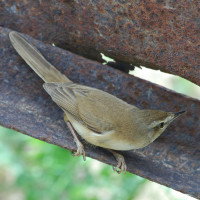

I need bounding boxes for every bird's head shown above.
[135,109,185,146]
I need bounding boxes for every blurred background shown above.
[0,66,199,200]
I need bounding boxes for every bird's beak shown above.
[173,111,186,119]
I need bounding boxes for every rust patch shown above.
[0,0,199,85]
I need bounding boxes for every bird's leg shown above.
[64,114,86,161]
[108,149,127,174]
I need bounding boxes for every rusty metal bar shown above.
[0,0,199,85]
[0,27,200,198]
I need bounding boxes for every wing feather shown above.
[43,82,134,133]
[43,82,79,118]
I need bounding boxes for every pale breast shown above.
[68,117,137,151]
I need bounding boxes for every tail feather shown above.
[9,31,71,83]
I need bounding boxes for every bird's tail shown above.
[9,31,71,83]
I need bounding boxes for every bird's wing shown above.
[43,82,80,120]
[43,82,126,133]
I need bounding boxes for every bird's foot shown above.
[113,154,127,174]
[66,120,86,161]
[71,139,86,161]
[109,150,127,174]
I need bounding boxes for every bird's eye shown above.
[159,122,164,129]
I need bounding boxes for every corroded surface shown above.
[0,0,199,85]
[0,27,200,198]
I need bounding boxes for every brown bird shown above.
[9,31,185,173]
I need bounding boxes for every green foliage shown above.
[0,126,146,200]
[0,126,194,200]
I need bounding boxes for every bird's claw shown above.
[113,154,127,174]
[71,141,86,161]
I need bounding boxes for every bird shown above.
[9,31,185,174]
